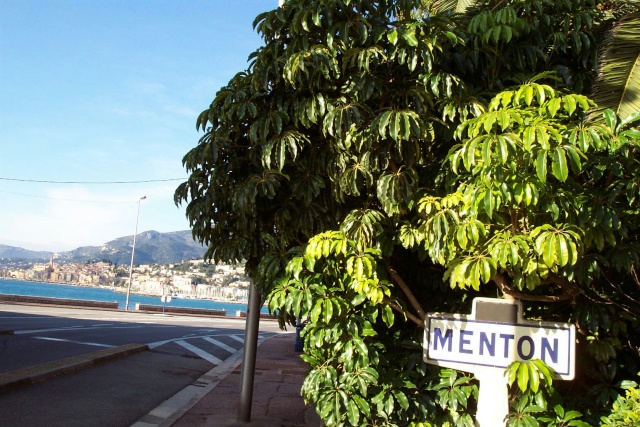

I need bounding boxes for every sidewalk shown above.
[157,333,322,427]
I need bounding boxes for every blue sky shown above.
[0,1,275,252]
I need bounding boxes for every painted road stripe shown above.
[227,334,266,345]
[202,337,237,354]
[33,336,115,348]
[175,340,222,365]
[148,338,176,349]
[15,326,95,335]
[148,333,248,349]
[228,335,246,344]
[15,325,145,335]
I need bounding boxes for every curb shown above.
[0,342,149,393]
[131,336,271,427]
[0,294,119,310]
[0,299,278,320]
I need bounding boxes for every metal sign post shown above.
[237,282,261,423]
[424,298,576,426]
[160,295,171,315]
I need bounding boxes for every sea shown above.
[0,279,269,315]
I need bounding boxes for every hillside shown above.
[0,245,53,260]
[0,230,207,265]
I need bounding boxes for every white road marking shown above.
[33,336,115,348]
[175,340,222,364]
[14,325,145,334]
[110,326,146,329]
[202,337,237,353]
[148,332,243,349]
[147,333,266,363]
[148,338,177,349]
[228,335,246,344]
[15,326,92,335]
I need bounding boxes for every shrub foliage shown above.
[176,0,640,425]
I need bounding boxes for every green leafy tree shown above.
[176,0,640,425]
[600,375,640,426]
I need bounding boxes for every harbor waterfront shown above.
[0,279,268,315]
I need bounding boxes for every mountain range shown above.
[0,230,208,265]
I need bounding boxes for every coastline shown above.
[0,277,250,306]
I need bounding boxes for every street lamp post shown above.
[125,195,146,311]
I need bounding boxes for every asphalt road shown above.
[0,304,284,427]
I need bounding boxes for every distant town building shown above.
[1,259,249,302]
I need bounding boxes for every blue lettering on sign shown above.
[459,330,473,354]
[429,325,569,374]
[426,315,574,378]
[517,336,535,360]
[500,334,515,358]
[433,328,453,351]
[541,338,558,364]
[479,332,495,356]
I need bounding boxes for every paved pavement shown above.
[0,302,322,427]
[0,342,148,393]
[134,333,322,427]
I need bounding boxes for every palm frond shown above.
[431,0,477,14]
[591,12,640,121]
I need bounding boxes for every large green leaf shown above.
[551,148,569,182]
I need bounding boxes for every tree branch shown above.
[386,263,426,320]
[492,272,581,302]
[631,265,640,289]
[385,299,424,328]
[593,272,640,317]
[508,207,520,234]
[542,274,582,298]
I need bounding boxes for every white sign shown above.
[161,295,172,303]
[427,317,574,379]
[423,298,576,427]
